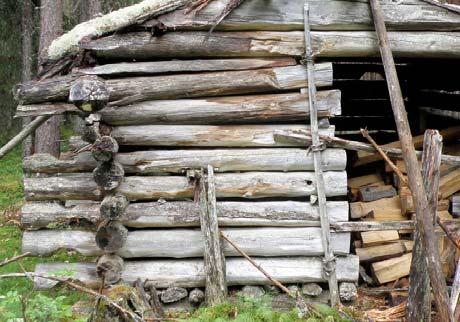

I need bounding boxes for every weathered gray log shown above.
[22,227,351,257]
[24,171,347,201]
[100,193,129,221]
[93,161,125,191]
[96,254,124,285]
[407,130,443,322]
[23,148,347,174]
[81,31,460,61]
[34,256,359,289]
[140,0,460,31]
[69,76,109,112]
[419,107,460,120]
[358,185,397,202]
[95,221,128,252]
[20,200,349,229]
[199,166,227,304]
[16,90,342,120]
[111,125,335,147]
[14,64,333,105]
[82,123,101,144]
[74,57,297,76]
[92,136,119,162]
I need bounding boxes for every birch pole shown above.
[303,3,339,307]
[368,0,451,320]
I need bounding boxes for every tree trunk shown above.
[36,0,63,157]
[80,0,102,22]
[21,0,34,157]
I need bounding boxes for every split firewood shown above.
[371,253,412,284]
[350,196,401,219]
[358,185,397,202]
[360,230,400,247]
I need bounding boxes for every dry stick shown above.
[420,0,460,14]
[303,2,339,308]
[407,130,442,322]
[273,129,460,167]
[0,252,31,267]
[437,219,460,250]
[368,0,452,320]
[451,258,460,320]
[0,115,51,160]
[360,128,408,186]
[0,272,142,322]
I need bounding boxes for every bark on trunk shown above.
[80,0,102,22]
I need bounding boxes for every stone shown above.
[189,288,205,306]
[161,287,188,303]
[301,283,323,297]
[287,285,299,294]
[339,282,358,302]
[240,285,265,298]
[262,285,280,294]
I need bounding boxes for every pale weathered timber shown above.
[111,125,335,147]
[20,200,349,229]
[81,31,460,61]
[355,242,407,263]
[22,228,351,257]
[69,76,109,112]
[199,166,227,304]
[74,57,297,76]
[16,90,342,119]
[95,221,128,252]
[24,172,347,201]
[34,256,359,289]
[139,0,460,31]
[23,148,347,174]
[96,254,124,285]
[369,0,451,319]
[360,230,400,247]
[14,64,333,105]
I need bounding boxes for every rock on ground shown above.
[240,285,265,298]
[161,287,188,303]
[301,283,323,297]
[189,288,205,305]
[339,282,358,302]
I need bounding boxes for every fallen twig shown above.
[360,128,408,186]
[0,252,32,268]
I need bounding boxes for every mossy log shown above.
[93,162,125,191]
[24,171,347,201]
[21,200,349,229]
[23,227,351,257]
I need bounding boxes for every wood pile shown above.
[349,128,460,285]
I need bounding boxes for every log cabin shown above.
[12,0,460,309]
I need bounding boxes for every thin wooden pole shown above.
[451,258,460,319]
[407,130,443,321]
[199,166,227,306]
[0,115,51,160]
[303,2,339,307]
[368,0,451,320]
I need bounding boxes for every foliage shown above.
[184,295,352,322]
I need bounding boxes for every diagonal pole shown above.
[303,2,339,307]
[368,0,451,320]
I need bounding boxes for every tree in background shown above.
[81,0,102,22]
[35,0,63,157]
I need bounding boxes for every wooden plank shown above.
[16,90,342,119]
[371,253,412,284]
[22,228,352,257]
[33,256,360,290]
[360,230,400,247]
[199,166,227,304]
[24,148,347,174]
[20,201,349,229]
[74,57,297,76]
[14,64,333,105]
[111,125,335,147]
[24,171,348,201]
[81,31,460,61]
[138,0,460,31]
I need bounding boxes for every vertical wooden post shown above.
[199,165,227,306]
[451,259,460,320]
[368,1,451,320]
[407,130,443,321]
[303,3,339,307]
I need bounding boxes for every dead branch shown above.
[0,252,32,268]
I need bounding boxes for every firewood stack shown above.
[349,127,460,285]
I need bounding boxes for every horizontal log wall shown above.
[21,200,349,229]
[22,228,351,257]
[24,171,347,201]
[24,148,347,174]
[140,0,460,31]
[110,125,335,147]
[34,256,359,289]
[82,31,460,61]
[15,64,333,105]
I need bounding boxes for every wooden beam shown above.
[24,148,347,174]
[33,256,360,290]
[369,0,451,319]
[24,171,348,201]
[22,228,352,257]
